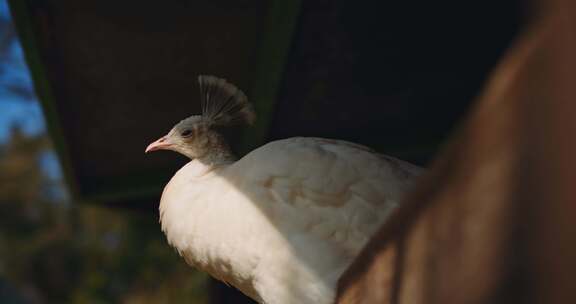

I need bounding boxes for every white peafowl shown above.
[145,75,422,304]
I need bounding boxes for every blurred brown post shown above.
[336,1,576,303]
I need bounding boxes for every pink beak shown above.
[145,136,172,153]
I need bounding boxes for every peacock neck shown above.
[196,148,237,167]
[195,132,238,167]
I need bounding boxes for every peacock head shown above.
[145,75,255,161]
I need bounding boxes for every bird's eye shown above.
[181,129,193,137]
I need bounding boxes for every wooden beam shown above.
[8,0,80,198]
[238,0,302,153]
[9,0,301,207]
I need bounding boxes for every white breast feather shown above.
[159,137,422,304]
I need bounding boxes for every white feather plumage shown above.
[159,137,421,303]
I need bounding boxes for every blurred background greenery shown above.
[0,0,208,302]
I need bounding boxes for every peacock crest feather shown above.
[198,75,256,127]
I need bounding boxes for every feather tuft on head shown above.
[198,75,256,127]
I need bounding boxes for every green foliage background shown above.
[0,129,208,303]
